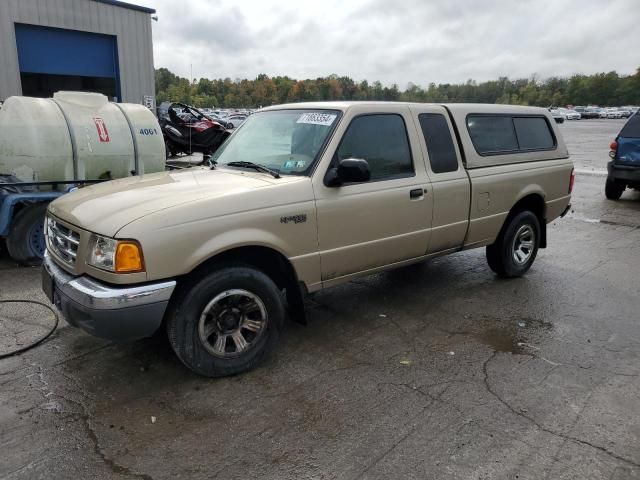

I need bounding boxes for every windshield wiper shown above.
[226,161,280,178]
[204,155,217,169]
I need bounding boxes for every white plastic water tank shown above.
[0,92,165,186]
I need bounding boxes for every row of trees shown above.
[155,67,640,109]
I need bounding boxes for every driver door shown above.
[312,105,433,285]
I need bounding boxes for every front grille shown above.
[46,216,80,266]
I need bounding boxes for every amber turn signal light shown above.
[115,241,145,273]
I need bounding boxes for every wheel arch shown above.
[501,193,547,248]
[186,245,307,324]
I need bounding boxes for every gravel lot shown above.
[1,119,639,480]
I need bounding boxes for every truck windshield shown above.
[212,109,341,176]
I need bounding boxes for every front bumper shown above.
[42,252,176,341]
[608,161,640,182]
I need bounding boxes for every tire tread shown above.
[166,265,284,377]
[485,210,540,278]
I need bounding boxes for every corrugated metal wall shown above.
[0,0,155,105]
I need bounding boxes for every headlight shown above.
[87,235,145,273]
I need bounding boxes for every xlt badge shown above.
[280,214,307,224]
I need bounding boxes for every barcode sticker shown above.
[297,113,337,126]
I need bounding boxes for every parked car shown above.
[597,108,608,119]
[226,114,247,128]
[606,111,640,199]
[582,107,601,119]
[549,108,565,123]
[42,102,573,377]
[606,108,623,119]
[562,108,581,120]
[617,107,632,118]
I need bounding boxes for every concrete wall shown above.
[0,0,155,105]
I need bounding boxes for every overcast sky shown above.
[134,0,638,87]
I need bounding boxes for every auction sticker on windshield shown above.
[297,112,337,126]
[284,160,307,169]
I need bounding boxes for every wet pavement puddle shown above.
[469,317,553,355]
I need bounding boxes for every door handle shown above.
[410,188,425,199]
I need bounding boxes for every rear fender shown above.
[0,193,61,236]
[503,191,547,248]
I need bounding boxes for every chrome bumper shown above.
[42,252,176,341]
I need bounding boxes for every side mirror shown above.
[325,158,371,187]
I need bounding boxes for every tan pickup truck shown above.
[42,102,574,376]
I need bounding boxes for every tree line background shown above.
[156,67,640,109]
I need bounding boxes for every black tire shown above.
[166,266,285,377]
[486,244,501,274]
[605,175,625,200]
[486,210,540,278]
[6,203,47,266]
[165,139,179,159]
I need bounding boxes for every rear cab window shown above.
[513,117,555,150]
[467,115,556,155]
[418,113,459,173]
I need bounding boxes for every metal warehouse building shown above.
[0,0,156,106]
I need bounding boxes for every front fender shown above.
[186,228,293,274]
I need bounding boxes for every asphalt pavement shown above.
[560,118,625,174]
[1,118,639,480]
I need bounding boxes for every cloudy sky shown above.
[134,0,638,87]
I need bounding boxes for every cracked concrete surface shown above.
[1,120,639,479]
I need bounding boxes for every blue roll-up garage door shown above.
[15,24,120,100]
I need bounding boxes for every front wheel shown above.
[166,266,285,377]
[605,175,625,200]
[486,211,540,278]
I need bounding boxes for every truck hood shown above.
[48,168,282,236]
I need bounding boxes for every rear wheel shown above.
[605,175,625,200]
[166,266,285,377]
[6,203,47,266]
[486,210,540,278]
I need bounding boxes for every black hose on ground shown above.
[0,300,59,359]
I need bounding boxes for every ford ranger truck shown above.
[42,102,574,377]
